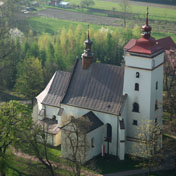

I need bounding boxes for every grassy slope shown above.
[66,0,176,21]
[29,16,176,42]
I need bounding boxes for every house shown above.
[36,12,175,161]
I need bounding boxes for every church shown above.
[36,11,176,161]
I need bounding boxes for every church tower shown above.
[123,8,164,154]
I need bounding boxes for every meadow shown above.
[66,0,176,22]
[29,16,176,42]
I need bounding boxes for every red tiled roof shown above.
[125,37,163,55]
[124,36,176,55]
[157,36,176,51]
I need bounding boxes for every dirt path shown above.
[38,8,123,27]
[13,149,102,176]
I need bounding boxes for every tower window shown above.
[91,137,94,148]
[132,103,139,113]
[136,72,140,78]
[156,81,158,90]
[133,120,138,126]
[155,100,158,110]
[135,83,139,91]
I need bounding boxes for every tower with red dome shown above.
[123,8,164,155]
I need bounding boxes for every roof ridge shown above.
[60,59,79,103]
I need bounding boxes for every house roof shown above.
[41,71,71,107]
[124,36,176,55]
[36,118,60,134]
[61,59,125,115]
[157,36,176,50]
[124,37,163,56]
[71,111,104,133]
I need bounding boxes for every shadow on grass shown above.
[0,90,22,102]
[85,154,140,174]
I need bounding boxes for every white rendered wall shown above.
[61,104,119,156]
[123,52,164,141]
[86,125,106,161]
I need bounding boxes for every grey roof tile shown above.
[42,71,71,107]
[62,59,125,115]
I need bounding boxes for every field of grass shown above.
[29,16,176,42]
[28,16,105,35]
[66,0,176,22]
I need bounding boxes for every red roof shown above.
[124,36,176,55]
[157,36,176,51]
[125,37,163,55]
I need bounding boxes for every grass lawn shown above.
[66,0,176,22]
[28,16,105,35]
[29,16,176,42]
[85,154,140,174]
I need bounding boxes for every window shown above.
[136,72,140,78]
[133,120,138,126]
[135,83,139,91]
[156,81,158,90]
[155,118,158,123]
[132,103,139,112]
[91,138,94,148]
[52,115,56,120]
[155,100,158,110]
[107,124,112,143]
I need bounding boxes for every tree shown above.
[119,0,130,27]
[0,100,31,176]
[15,57,44,106]
[61,116,90,176]
[16,122,56,176]
[80,0,95,8]
[163,49,176,120]
[132,120,163,176]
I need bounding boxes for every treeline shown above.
[0,24,140,101]
[131,0,176,5]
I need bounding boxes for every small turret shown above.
[82,25,94,69]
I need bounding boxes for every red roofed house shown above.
[36,10,175,161]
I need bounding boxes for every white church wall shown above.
[86,125,106,161]
[45,105,62,126]
[61,104,119,157]
[125,52,164,70]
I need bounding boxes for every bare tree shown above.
[61,116,90,176]
[164,49,176,120]
[16,122,56,176]
[132,120,163,176]
[119,0,130,27]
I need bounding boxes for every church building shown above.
[36,11,176,161]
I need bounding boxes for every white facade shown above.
[123,52,164,154]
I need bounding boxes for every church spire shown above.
[82,25,94,69]
[142,7,152,39]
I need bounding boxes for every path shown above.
[37,8,123,27]
[13,149,175,176]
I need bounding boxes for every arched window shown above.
[135,83,139,91]
[156,81,158,90]
[91,138,94,148]
[107,124,112,143]
[136,72,140,78]
[155,100,158,110]
[132,103,139,112]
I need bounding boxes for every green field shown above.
[66,0,176,22]
[29,16,176,42]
